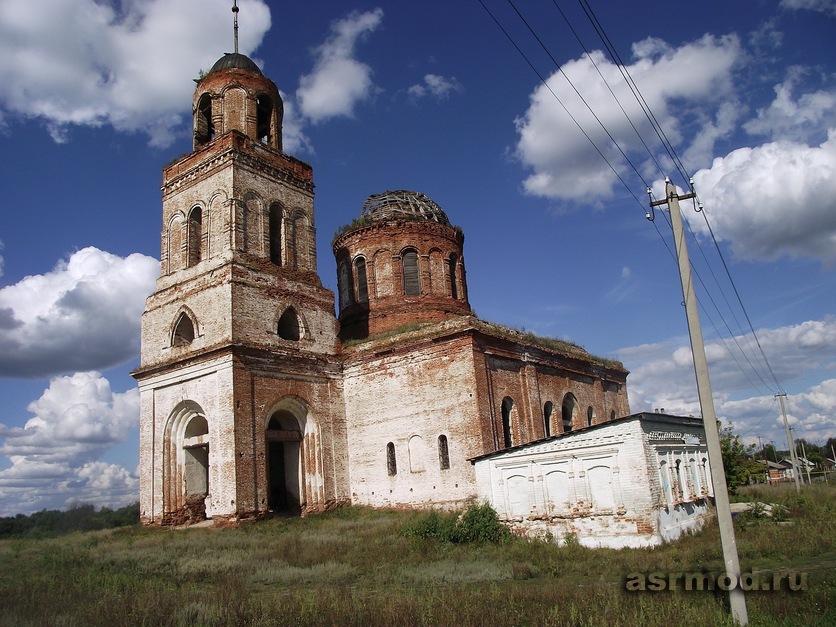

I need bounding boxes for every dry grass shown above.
[0,484,833,626]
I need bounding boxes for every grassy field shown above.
[0,483,833,626]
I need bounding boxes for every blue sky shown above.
[0,0,834,515]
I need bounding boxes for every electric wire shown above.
[477,0,648,211]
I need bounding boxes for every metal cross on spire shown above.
[232,1,239,54]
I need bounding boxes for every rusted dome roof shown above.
[360,190,450,226]
[208,52,262,75]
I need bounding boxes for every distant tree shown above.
[719,424,760,495]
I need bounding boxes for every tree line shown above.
[0,502,139,539]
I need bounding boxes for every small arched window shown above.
[386,442,397,476]
[438,435,450,470]
[402,249,420,295]
[448,253,459,300]
[562,393,577,433]
[187,207,202,267]
[587,406,596,427]
[610,410,616,421]
[269,203,283,266]
[354,257,369,303]
[501,397,514,448]
[277,308,301,341]
[256,94,273,144]
[543,401,554,438]
[173,312,195,346]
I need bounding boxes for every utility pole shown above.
[650,179,747,625]
[777,393,801,493]
[800,440,812,484]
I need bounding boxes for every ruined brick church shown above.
[132,46,634,526]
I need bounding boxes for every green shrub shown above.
[402,503,510,545]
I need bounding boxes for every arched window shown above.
[448,253,459,299]
[587,406,596,427]
[543,401,554,437]
[610,410,616,421]
[187,207,202,267]
[501,397,514,448]
[562,393,577,433]
[338,260,353,310]
[387,442,397,476]
[269,204,283,266]
[289,211,306,270]
[195,93,213,146]
[173,312,195,346]
[408,435,425,472]
[354,257,369,303]
[438,435,450,470]
[256,95,273,144]
[402,249,420,295]
[277,308,301,341]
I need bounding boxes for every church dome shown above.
[360,190,450,226]
[208,52,263,75]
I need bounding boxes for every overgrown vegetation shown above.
[402,502,511,544]
[0,486,833,626]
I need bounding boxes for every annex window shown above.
[386,442,397,476]
[277,307,301,341]
[438,435,450,470]
[402,249,420,295]
[187,207,202,267]
[173,312,195,346]
[543,401,554,438]
[501,397,514,448]
[354,257,369,303]
[269,203,283,266]
[448,253,458,300]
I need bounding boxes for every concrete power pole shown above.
[650,179,747,625]
[777,393,801,493]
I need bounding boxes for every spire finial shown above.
[232,1,239,54]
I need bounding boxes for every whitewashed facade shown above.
[471,413,715,548]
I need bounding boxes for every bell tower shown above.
[134,6,349,525]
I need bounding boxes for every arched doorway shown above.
[183,415,209,498]
[266,409,302,513]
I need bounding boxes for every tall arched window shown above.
[354,257,369,303]
[187,207,202,267]
[256,95,273,144]
[386,442,397,476]
[269,204,283,266]
[562,393,578,433]
[338,260,353,310]
[543,401,554,437]
[195,93,213,146]
[402,249,420,295]
[438,435,450,470]
[173,312,195,346]
[289,211,306,270]
[448,253,459,300]
[501,397,514,448]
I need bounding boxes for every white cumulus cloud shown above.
[780,0,836,16]
[0,247,158,378]
[689,129,836,261]
[0,372,139,515]
[0,0,271,146]
[296,9,383,123]
[514,34,743,202]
